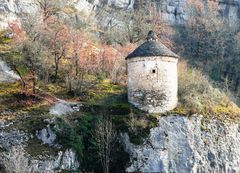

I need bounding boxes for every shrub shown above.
[55,118,84,161]
[177,61,240,118]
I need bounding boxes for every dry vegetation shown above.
[1,0,240,122]
[175,61,240,120]
[176,0,240,100]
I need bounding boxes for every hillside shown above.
[1,0,240,27]
[0,0,240,173]
[1,0,240,98]
[1,62,240,172]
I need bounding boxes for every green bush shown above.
[109,103,131,115]
[55,119,84,161]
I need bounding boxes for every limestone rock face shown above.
[155,0,187,25]
[0,0,96,29]
[59,149,80,171]
[71,0,96,15]
[0,118,79,172]
[36,125,57,145]
[0,130,28,150]
[122,115,240,173]
[31,149,79,173]
[0,0,38,28]
[0,130,79,173]
[0,60,20,83]
[1,0,240,28]
[106,0,134,8]
[49,100,81,116]
[155,0,240,26]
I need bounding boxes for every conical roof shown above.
[126,31,179,59]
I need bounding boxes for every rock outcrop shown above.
[0,0,95,29]
[36,125,57,145]
[1,0,240,28]
[1,1,240,172]
[31,149,79,173]
[0,118,80,172]
[49,100,81,116]
[104,0,135,9]
[122,115,240,173]
[0,130,28,150]
[1,145,79,173]
[97,0,240,27]
[0,60,20,83]
[154,0,240,26]
[0,0,38,28]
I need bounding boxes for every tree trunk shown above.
[67,74,72,92]
[30,70,37,94]
[54,58,59,80]
[32,77,36,94]
[13,65,26,89]
[78,73,84,93]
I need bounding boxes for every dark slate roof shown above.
[126,40,179,59]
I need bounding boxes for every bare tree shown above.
[37,0,62,21]
[96,1,173,46]
[0,146,34,173]
[94,113,116,173]
[175,0,240,97]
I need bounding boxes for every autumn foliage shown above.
[8,22,26,42]
[7,11,135,95]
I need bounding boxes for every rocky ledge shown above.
[122,115,240,173]
[0,112,80,173]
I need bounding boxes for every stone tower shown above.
[126,31,179,113]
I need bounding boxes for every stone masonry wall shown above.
[127,56,178,113]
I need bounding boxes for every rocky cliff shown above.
[0,62,240,172]
[0,0,96,28]
[1,99,240,172]
[122,115,240,173]
[1,0,240,28]
[0,0,37,28]
[158,0,240,26]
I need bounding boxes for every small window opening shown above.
[152,69,156,74]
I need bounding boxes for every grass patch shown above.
[83,79,127,105]
[0,80,56,115]
[111,106,158,145]
[0,82,22,97]
[38,82,73,100]
[0,30,11,52]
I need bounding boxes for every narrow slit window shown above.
[152,69,156,74]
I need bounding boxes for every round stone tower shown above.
[126,31,179,113]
